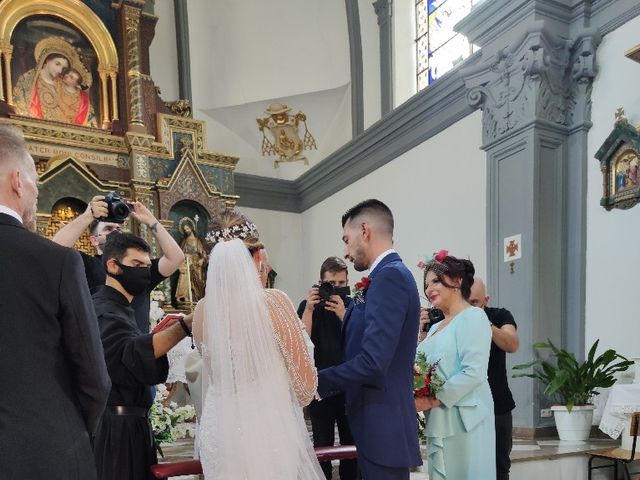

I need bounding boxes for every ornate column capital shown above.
[372,0,392,26]
[461,26,599,146]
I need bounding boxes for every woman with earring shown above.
[416,251,495,479]
[191,207,324,479]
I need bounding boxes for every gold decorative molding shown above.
[164,99,192,118]
[156,113,240,170]
[0,117,127,153]
[124,131,155,151]
[0,0,118,70]
[123,4,144,127]
[625,44,640,64]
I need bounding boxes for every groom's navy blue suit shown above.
[317,252,422,478]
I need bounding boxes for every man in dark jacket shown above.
[93,232,193,480]
[298,256,357,480]
[0,125,110,479]
[470,276,520,480]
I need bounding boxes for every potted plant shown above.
[513,339,633,441]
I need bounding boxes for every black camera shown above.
[423,307,445,332]
[314,282,351,308]
[102,192,131,224]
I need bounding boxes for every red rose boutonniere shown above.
[352,276,371,304]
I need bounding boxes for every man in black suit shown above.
[0,125,111,479]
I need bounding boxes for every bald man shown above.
[0,125,110,479]
[469,276,519,480]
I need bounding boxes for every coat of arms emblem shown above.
[256,103,317,167]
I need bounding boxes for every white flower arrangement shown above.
[150,384,196,447]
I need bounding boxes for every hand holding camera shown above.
[323,294,347,320]
[304,286,321,312]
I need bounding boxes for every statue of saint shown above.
[175,217,208,305]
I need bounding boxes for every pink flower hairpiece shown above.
[417,249,449,270]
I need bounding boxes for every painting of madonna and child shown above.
[11,17,101,128]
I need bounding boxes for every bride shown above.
[192,208,325,479]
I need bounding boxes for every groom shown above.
[317,199,422,479]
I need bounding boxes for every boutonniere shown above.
[352,276,371,304]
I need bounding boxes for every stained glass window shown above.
[415,0,479,90]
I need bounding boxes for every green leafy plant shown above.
[512,339,633,411]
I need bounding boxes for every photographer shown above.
[53,194,184,333]
[297,256,357,480]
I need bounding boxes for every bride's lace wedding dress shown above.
[193,239,325,479]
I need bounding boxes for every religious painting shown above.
[595,109,640,210]
[10,16,100,127]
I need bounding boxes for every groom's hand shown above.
[324,295,346,320]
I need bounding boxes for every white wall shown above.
[585,15,640,360]
[195,85,352,180]
[148,0,179,101]
[189,0,350,109]
[300,111,486,300]
[239,207,305,306]
[393,0,417,107]
[186,0,352,179]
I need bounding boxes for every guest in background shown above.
[416,251,495,480]
[298,256,358,480]
[0,125,110,479]
[92,232,193,480]
[52,195,184,332]
[469,276,519,480]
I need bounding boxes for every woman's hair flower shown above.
[417,249,449,270]
[434,249,448,262]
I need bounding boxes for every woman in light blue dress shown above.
[416,252,495,479]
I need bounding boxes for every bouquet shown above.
[149,384,196,452]
[413,351,444,398]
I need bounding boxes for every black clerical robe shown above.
[92,286,169,480]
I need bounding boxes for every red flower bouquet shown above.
[413,352,444,398]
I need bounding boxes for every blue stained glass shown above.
[428,0,446,14]
[415,0,477,90]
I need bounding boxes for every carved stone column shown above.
[459,1,599,432]
[372,0,393,116]
[122,2,146,130]
[124,131,157,251]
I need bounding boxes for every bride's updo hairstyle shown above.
[205,206,263,255]
[424,253,475,301]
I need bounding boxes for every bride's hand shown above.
[415,395,441,412]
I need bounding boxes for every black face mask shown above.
[109,260,151,296]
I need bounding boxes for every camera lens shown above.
[317,282,334,301]
[113,203,129,218]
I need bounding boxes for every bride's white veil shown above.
[198,237,324,479]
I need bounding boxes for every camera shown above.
[423,307,445,332]
[102,192,131,224]
[314,282,351,308]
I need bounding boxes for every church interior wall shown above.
[239,206,305,304]
[392,0,418,108]
[299,111,486,303]
[585,14,640,361]
[148,0,179,102]
[180,0,353,180]
[359,0,382,129]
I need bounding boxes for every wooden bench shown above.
[150,445,358,479]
